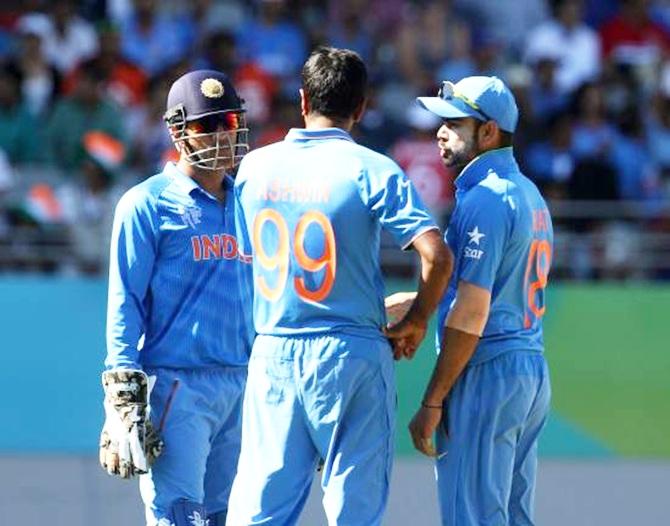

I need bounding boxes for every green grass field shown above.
[388,280,670,458]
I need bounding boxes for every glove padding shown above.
[99,369,164,478]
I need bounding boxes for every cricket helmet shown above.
[163,69,249,171]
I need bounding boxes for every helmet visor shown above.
[188,111,245,134]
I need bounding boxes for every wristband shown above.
[421,401,443,409]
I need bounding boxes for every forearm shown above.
[106,268,149,369]
[106,253,148,369]
[422,281,490,405]
[405,232,453,322]
[105,311,143,370]
[422,326,479,406]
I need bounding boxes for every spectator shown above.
[397,1,470,90]
[525,113,576,200]
[328,0,408,40]
[235,0,307,93]
[252,92,302,148]
[125,73,172,174]
[46,61,125,172]
[328,7,373,64]
[63,23,148,109]
[434,12,476,83]
[525,0,601,94]
[582,0,620,28]
[193,29,237,72]
[179,0,247,57]
[5,25,61,117]
[196,30,280,127]
[0,0,667,280]
[328,0,407,39]
[527,51,571,126]
[570,82,618,163]
[235,61,278,126]
[455,0,548,54]
[599,0,670,92]
[469,30,507,79]
[16,0,99,75]
[355,84,405,153]
[0,67,43,164]
[58,131,126,274]
[646,61,670,183]
[612,106,661,201]
[564,82,619,281]
[118,0,193,77]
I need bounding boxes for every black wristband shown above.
[421,401,443,409]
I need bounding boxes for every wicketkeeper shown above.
[100,69,254,526]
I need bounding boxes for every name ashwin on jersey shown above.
[256,180,330,204]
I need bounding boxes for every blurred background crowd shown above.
[0,0,669,279]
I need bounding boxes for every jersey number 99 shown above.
[253,208,337,303]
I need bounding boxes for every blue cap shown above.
[416,76,519,133]
[165,69,243,121]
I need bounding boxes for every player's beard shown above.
[440,123,482,172]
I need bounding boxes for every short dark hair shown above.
[301,46,367,120]
[473,120,514,148]
[499,130,514,147]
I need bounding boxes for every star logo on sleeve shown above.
[466,226,485,245]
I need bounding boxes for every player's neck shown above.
[304,113,355,132]
[177,159,226,201]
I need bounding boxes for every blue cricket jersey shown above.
[106,162,254,370]
[437,147,553,364]
[235,128,437,337]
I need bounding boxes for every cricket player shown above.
[392,76,553,525]
[226,47,452,526]
[100,69,254,526]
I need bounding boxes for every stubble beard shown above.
[442,132,479,173]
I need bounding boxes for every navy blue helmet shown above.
[164,70,249,171]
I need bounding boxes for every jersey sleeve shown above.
[451,187,513,292]
[105,188,159,370]
[362,160,438,249]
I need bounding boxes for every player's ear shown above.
[299,88,309,117]
[478,120,499,149]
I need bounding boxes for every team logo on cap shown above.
[200,78,225,98]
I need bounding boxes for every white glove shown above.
[99,369,163,478]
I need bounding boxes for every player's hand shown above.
[384,316,427,360]
[384,291,417,323]
[408,405,443,457]
[99,369,164,479]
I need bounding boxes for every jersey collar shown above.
[285,127,354,143]
[164,162,232,197]
[455,147,518,191]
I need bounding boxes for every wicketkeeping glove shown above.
[99,369,164,478]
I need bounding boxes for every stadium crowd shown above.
[0,0,669,279]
